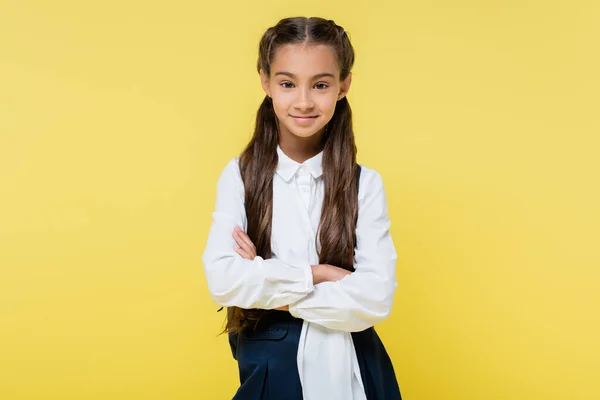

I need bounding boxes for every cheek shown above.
[270,93,293,114]
[318,96,338,117]
[271,99,288,119]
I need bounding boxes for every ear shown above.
[337,72,352,101]
[259,69,271,98]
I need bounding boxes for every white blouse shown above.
[202,145,398,400]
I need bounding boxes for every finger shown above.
[233,230,255,255]
[234,227,256,249]
[234,245,253,260]
[237,231,255,250]
[232,230,245,248]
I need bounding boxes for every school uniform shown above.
[202,146,401,399]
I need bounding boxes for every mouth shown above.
[290,115,318,125]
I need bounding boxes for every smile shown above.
[291,115,318,125]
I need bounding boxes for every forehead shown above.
[271,43,339,78]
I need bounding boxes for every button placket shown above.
[296,166,311,211]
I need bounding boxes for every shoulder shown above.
[216,157,244,193]
[356,164,391,220]
[357,163,385,202]
[222,157,241,176]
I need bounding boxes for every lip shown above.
[291,115,318,125]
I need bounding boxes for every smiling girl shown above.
[202,16,402,400]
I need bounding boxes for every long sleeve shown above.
[202,158,314,310]
[288,169,398,332]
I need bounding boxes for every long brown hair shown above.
[226,16,358,333]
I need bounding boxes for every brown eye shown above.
[280,82,294,88]
[315,82,329,89]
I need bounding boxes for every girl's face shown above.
[260,43,351,144]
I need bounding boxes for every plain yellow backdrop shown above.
[1,1,598,399]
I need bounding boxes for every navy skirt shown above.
[228,311,402,400]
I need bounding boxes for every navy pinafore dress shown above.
[229,311,402,399]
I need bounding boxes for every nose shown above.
[293,87,314,111]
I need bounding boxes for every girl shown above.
[202,16,401,400]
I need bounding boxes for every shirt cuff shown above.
[288,264,314,316]
[303,263,314,290]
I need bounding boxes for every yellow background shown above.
[1,0,598,399]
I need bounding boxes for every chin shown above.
[291,130,321,139]
[284,124,327,139]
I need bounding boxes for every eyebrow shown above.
[274,71,335,79]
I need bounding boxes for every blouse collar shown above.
[276,145,324,182]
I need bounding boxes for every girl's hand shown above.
[232,226,257,260]
[325,264,353,281]
[312,264,352,284]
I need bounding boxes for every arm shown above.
[230,226,350,311]
[201,159,314,309]
[288,169,398,332]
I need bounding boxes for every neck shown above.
[278,129,325,164]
